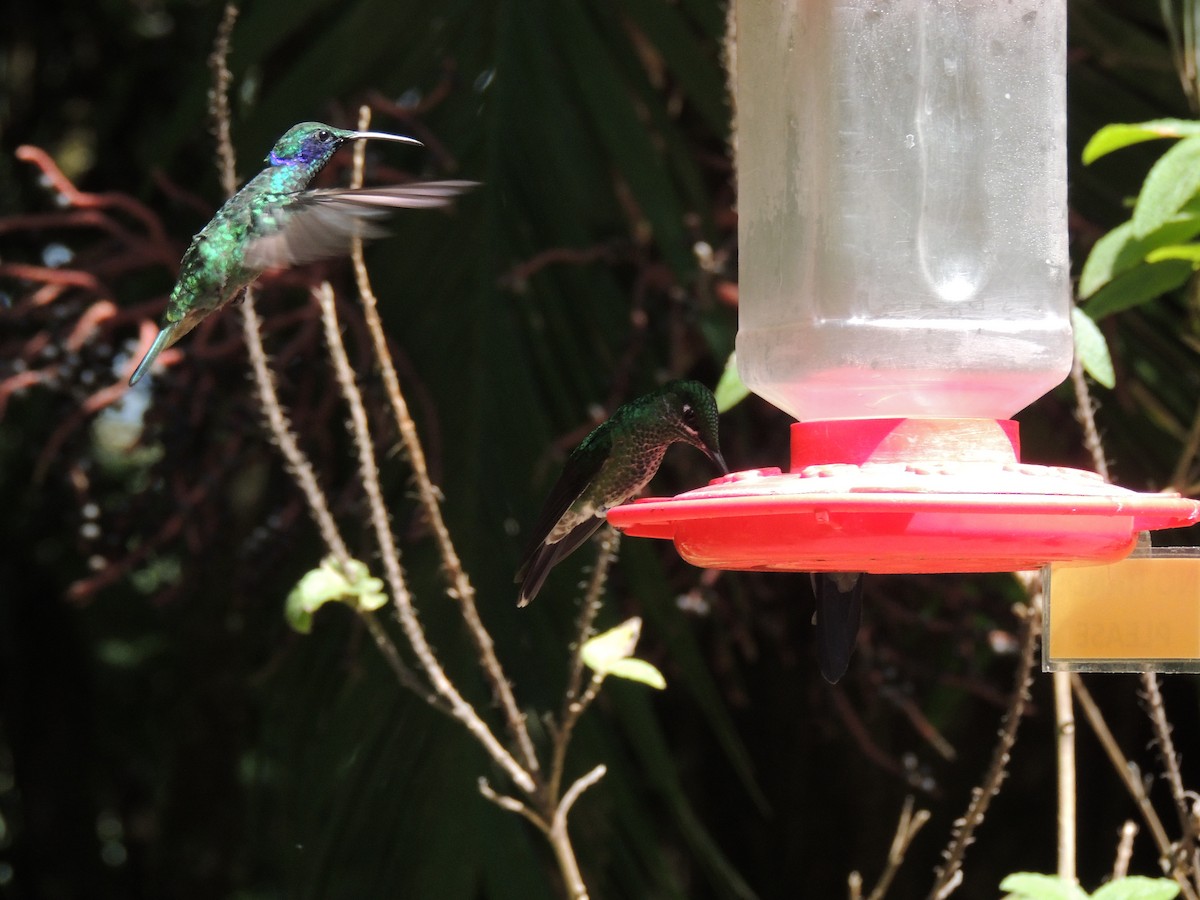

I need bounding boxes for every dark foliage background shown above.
[3,0,1200,897]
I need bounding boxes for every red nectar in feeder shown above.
[607,0,1200,571]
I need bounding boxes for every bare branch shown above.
[1141,672,1200,886]
[928,599,1040,898]
[853,795,931,900]
[1070,353,1110,481]
[207,2,240,197]
[1113,820,1138,881]
[549,530,619,802]
[478,778,547,830]
[1054,670,1077,885]
[1071,674,1199,900]
[357,607,444,710]
[556,764,607,829]
[315,281,534,794]
[346,106,541,777]
[241,290,352,566]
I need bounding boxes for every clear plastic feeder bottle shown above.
[735,0,1072,422]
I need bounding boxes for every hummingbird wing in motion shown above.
[245,180,478,269]
[515,428,614,607]
[811,572,864,684]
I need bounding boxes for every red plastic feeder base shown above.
[606,418,1200,574]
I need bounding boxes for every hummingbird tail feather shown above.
[811,572,864,684]
[516,519,606,607]
[128,324,180,387]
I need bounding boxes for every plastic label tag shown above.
[1044,545,1200,672]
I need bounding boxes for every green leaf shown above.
[285,557,388,633]
[1082,260,1194,320]
[1082,119,1200,164]
[1146,243,1200,264]
[581,617,643,672]
[603,657,667,690]
[1079,214,1200,298]
[999,873,1090,900]
[714,351,751,413]
[580,618,667,689]
[1091,876,1180,900]
[1072,307,1115,389]
[1132,134,1200,237]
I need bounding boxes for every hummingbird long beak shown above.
[708,449,729,475]
[349,130,423,147]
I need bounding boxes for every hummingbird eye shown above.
[316,129,332,142]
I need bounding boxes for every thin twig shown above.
[478,778,547,830]
[1054,670,1077,885]
[549,530,619,802]
[1072,295,1200,891]
[557,764,607,827]
[208,3,240,198]
[1169,399,1200,492]
[358,606,443,708]
[852,796,931,900]
[241,292,352,564]
[549,765,608,900]
[927,600,1040,899]
[204,5,354,569]
[315,281,534,794]
[831,686,907,780]
[1071,674,1199,899]
[880,685,957,761]
[1141,672,1200,883]
[239,292,435,703]
[1113,820,1138,881]
[346,106,541,777]
[1070,354,1110,482]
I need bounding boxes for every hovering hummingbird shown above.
[516,380,728,606]
[812,572,864,683]
[128,121,476,386]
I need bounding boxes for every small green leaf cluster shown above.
[580,617,667,690]
[1077,119,1200,387]
[1000,872,1179,900]
[286,557,387,633]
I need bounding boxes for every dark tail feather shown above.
[811,572,864,684]
[516,519,605,607]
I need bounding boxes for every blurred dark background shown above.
[3,0,1200,897]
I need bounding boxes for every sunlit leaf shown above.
[714,351,751,412]
[1132,134,1200,237]
[1090,876,1180,900]
[603,657,667,690]
[581,617,643,672]
[1082,260,1193,320]
[580,618,666,689]
[1146,243,1200,264]
[285,557,387,633]
[1082,118,1200,164]
[1072,307,1115,389]
[1079,214,1200,298]
[999,872,1090,900]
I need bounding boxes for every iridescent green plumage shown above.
[129,121,476,385]
[516,380,727,606]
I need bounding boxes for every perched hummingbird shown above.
[129,121,476,386]
[516,380,728,606]
[812,572,864,683]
